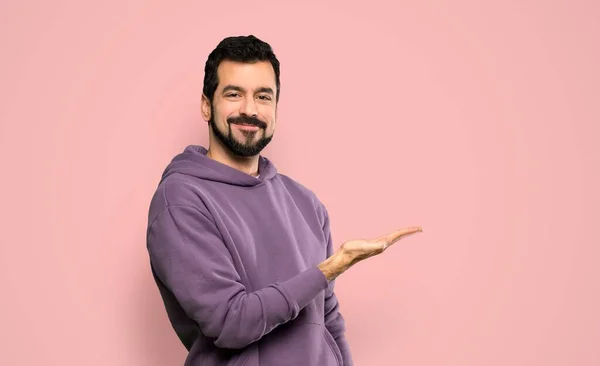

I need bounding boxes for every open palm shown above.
[341,226,422,263]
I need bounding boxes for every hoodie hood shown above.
[160,145,278,187]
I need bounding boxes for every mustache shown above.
[227,115,267,129]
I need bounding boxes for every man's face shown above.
[204,60,277,157]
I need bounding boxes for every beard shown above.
[209,108,273,157]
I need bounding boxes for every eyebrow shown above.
[222,85,274,95]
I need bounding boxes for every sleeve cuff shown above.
[276,266,329,318]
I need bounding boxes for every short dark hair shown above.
[203,35,281,104]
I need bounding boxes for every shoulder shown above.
[147,173,210,226]
[275,173,329,224]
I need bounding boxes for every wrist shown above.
[318,250,352,281]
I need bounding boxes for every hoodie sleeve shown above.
[147,204,329,350]
[322,207,354,365]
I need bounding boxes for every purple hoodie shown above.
[146,145,353,366]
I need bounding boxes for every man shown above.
[146,35,422,366]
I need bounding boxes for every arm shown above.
[147,204,329,349]
[321,207,354,365]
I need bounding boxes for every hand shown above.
[318,226,423,281]
[341,226,423,265]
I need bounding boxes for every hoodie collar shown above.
[160,145,278,187]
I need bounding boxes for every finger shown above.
[383,226,422,245]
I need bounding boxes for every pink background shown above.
[1,1,599,365]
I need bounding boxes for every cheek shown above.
[264,108,276,130]
[267,116,277,133]
[215,103,237,122]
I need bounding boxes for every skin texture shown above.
[201,59,423,281]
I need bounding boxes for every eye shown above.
[258,95,272,101]
[226,93,240,98]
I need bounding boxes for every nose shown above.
[240,97,258,118]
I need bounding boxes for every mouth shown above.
[231,123,260,132]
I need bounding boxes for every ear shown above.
[201,94,211,122]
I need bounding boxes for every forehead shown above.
[216,60,276,90]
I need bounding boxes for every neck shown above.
[206,135,260,177]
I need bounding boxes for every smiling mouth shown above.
[232,123,260,131]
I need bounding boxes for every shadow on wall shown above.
[133,248,187,366]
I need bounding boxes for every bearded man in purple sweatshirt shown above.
[146,35,422,366]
